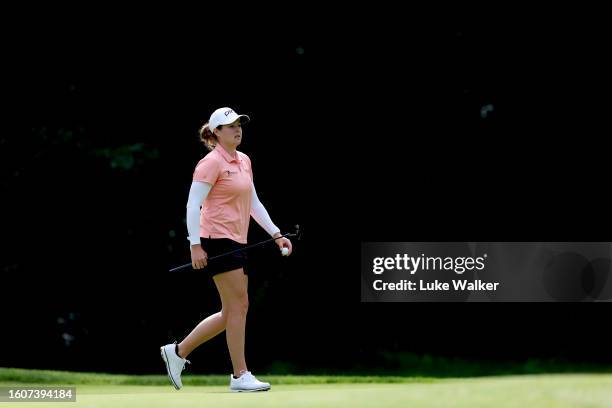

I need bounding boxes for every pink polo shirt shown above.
[192,144,253,244]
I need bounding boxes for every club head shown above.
[294,224,303,241]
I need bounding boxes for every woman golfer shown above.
[161,107,292,392]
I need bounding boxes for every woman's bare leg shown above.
[177,311,227,358]
[214,268,249,377]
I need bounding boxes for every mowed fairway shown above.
[2,374,612,408]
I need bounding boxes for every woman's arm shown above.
[250,182,293,256]
[250,182,281,237]
[186,181,212,245]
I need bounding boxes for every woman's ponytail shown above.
[198,122,217,151]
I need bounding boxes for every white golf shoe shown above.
[229,371,271,392]
[160,343,190,390]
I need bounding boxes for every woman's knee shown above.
[225,295,249,317]
[215,268,249,317]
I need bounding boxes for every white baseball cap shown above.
[209,107,250,130]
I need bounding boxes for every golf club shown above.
[169,224,302,272]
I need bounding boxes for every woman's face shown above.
[215,119,243,147]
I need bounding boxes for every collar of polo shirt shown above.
[215,143,242,163]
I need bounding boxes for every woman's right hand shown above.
[190,244,208,269]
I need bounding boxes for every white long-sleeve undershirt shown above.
[186,181,281,246]
[186,182,212,245]
[250,185,281,238]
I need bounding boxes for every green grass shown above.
[326,352,612,377]
[0,367,433,385]
[2,374,612,407]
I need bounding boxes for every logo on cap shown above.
[224,109,234,116]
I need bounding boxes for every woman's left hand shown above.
[275,235,293,256]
